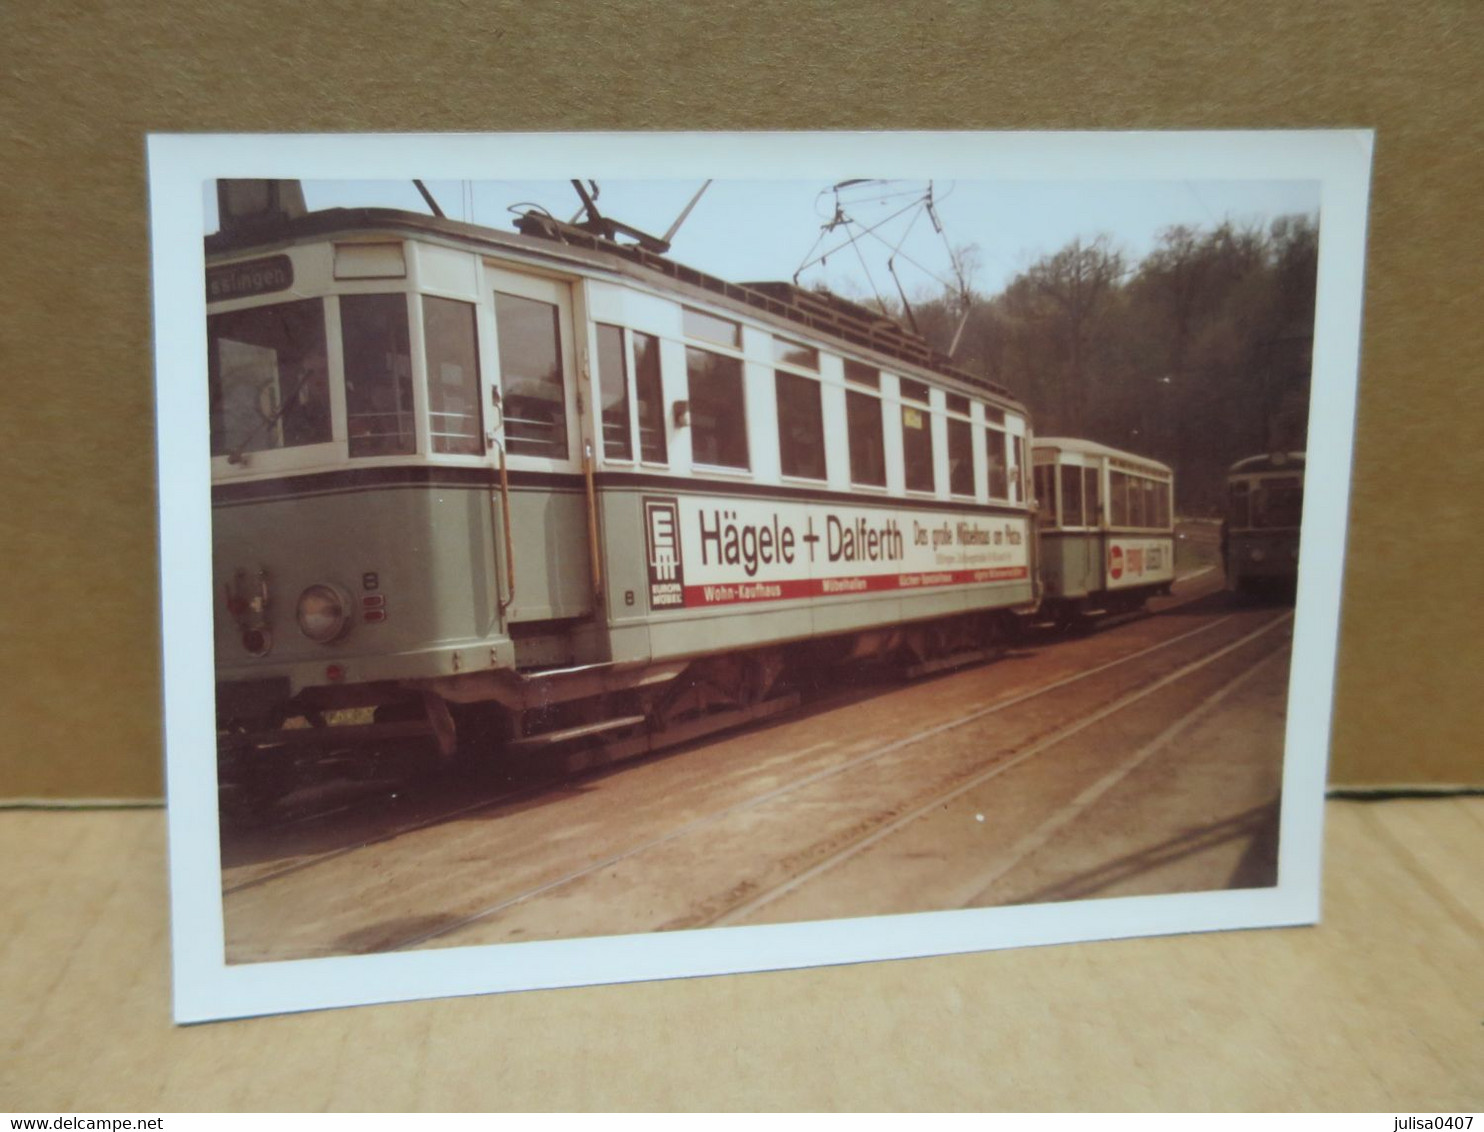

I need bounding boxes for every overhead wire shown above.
[791,223,834,286]
[846,229,889,313]
[794,192,934,279]
[830,184,937,208]
[857,225,959,293]
[792,179,982,328]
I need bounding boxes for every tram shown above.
[207,182,1039,792]
[1031,438,1176,626]
[1223,452,1304,595]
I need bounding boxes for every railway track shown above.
[385,611,1289,950]
[221,571,1224,891]
[222,564,1226,871]
[223,577,1291,962]
[711,625,1288,927]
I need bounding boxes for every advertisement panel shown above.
[1105,536,1176,590]
[644,494,1030,609]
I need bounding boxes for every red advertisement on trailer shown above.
[1106,536,1176,590]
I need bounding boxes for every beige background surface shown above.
[1,2,1481,797]
[3,798,1480,1109]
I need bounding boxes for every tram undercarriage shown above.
[215,607,1026,818]
[1035,581,1173,632]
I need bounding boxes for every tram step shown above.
[507,713,649,751]
[554,694,802,776]
[235,719,435,751]
[901,646,1001,680]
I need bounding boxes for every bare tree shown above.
[1009,236,1125,434]
[855,216,1318,515]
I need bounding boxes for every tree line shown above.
[903,216,1318,515]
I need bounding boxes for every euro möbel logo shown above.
[1109,544,1124,580]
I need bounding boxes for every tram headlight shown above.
[241,628,272,657]
[296,584,351,643]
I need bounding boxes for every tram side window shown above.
[1060,465,1085,526]
[683,307,741,350]
[342,294,415,458]
[774,338,819,372]
[1084,467,1101,527]
[846,389,886,487]
[1143,479,1157,528]
[495,291,567,459]
[948,418,974,496]
[687,347,748,469]
[209,298,330,457]
[595,324,632,461]
[1110,470,1129,526]
[985,426,1009,500]
[775,370,826,480]
[899,378,930,404]
[633,332,667,464]
[423,296,482,456]
[1130,477,1148,527]
[1157,482,1171,528]
[1034,464,1056,526]
[845,359,880,389]
[901,403,935,492]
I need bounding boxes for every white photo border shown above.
[150,131,1373,1023]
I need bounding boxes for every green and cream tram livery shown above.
[1223,452,1304,594]
[208,201,1037,789]
[1030,439,1175,625]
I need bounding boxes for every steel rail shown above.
[713,622,1292,925]
[223,573,1233,901]
[379,606,1289,953]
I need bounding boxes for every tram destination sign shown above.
[206,254,294,302]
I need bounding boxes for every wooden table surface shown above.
[2,798,1479,1112]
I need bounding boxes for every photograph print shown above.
[152,133,1371,1020]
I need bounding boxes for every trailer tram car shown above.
[1031,439,1176,626]
[207,191,1040,797]
[1223,452,1304,595]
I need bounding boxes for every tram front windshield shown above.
[1232,475,1304,529]
[1255,477,1304,528]
[209,298,330,458]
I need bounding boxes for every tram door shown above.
[486,267,594,625]
[1079,464,1103,596]
[1059,464,1098,595]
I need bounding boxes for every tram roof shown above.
[1032,436,1173,475]
[1228,452,1306,474]
[206,206,1022,408]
